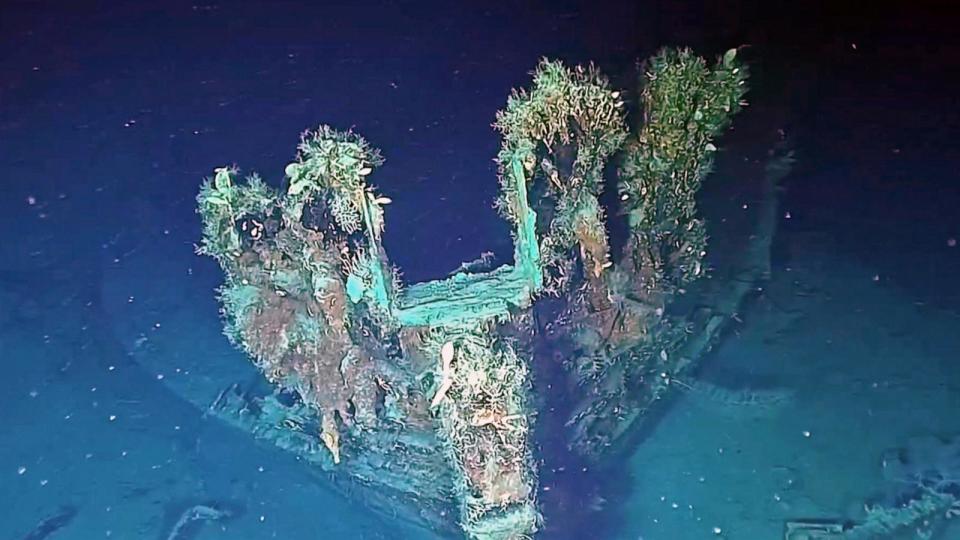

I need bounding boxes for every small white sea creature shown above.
[432,341,456,408]
[441,341,454,364]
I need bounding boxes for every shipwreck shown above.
[192,47,786,539]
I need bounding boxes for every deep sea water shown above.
[2,2,958,539]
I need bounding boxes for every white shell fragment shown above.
[441,341,455,365]
[432,341,456,408]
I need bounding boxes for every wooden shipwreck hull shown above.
[186,48,789,539]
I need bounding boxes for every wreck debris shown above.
[165,504,232,540]
[20,506,77,540]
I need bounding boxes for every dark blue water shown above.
[2,2,958,539]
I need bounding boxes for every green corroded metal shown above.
[397,264,535,328]
[509,153,544,294]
